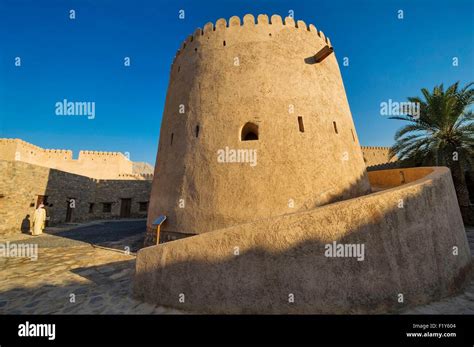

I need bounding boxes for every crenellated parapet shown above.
[117,173,154,181]
[0,138,152,180]
[171,14,332,66]
[78,150,129,159]
[361,146,392,151]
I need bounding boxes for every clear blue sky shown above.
[1,0,473,165]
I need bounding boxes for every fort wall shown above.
[0,160,152,235]
[361,146,397,168]
[0,138,151,180]
[135,167,471,313]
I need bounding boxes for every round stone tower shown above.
[146,14,371,244]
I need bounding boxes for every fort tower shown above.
[147,14,371,243]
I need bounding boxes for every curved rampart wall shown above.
[135,167,471,313]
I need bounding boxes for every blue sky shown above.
[1,0,473,164]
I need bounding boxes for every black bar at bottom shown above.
[0,314,473,345]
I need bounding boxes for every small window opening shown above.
[269,33,272,36]
[139,202,148,212]
[298,116,305,133]
[399,171,406,184]
[102,203,112,213]
[223,40,226,46]
[333,121,338,134]
[178,66,180,72]
[196,125,200,138]
[195,48,198,52]
[241,122,259,141]
[170,133,174,145]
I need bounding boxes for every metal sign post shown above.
[152,215,167,245]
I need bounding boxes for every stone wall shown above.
[361,146,397,168]
[0,138,153,180]
[134,167,472,314]
[0,160,151,235]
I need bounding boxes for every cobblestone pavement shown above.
[0,220,184,314]
[0,221,473,314]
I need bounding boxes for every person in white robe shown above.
[31,204,46,236]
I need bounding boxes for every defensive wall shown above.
[361,146,397,168]
[135,167,472,313]
[0,160,151,235]
[0,138,152,180]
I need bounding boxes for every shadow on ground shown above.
[0,259,177,314]
[47,220,146,252]
[9,220,146,252]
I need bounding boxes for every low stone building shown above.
[0,139,153,235]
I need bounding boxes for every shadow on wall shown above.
[145,166,372,246]
[1,159,150,235]
[134,167,472,314]
[20,215,30,234]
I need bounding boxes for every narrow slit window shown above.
[196,125,200,138]
[298,116,305,132]
[170,133,174,145]
[333,121,338,134]
[223,40,226,46]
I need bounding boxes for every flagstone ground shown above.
[0,220,472,314]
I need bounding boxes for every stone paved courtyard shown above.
[0,220,473,314]
[0,220,183,314]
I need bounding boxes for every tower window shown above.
[170,133,174,145]
[196,125,200,138]
[333,121,338,134]
[241,122,259,141]
[298,116,305,132]
[223,40,226,46]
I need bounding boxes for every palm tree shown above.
[388,81,474,223]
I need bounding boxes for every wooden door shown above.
[120,198,131,218]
